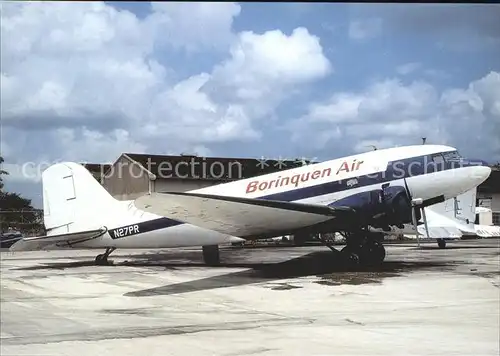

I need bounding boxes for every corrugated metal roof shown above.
[81,163,112,174]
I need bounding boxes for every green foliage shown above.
[0,156,43,233]
[0,155,8,191]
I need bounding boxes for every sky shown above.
[1,2,500,208]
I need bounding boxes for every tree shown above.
[0,156,43,233]
[0,155,8,191]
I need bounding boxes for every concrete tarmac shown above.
[1,239,499,356]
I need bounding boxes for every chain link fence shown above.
[0,209,44,236]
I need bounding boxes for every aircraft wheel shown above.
[95,254,108,265]
[437,239,446,249]
[363,240,386,265]
[202,245,220,266]
[341,245,360,265]
[347,252,360,265]
[348,240,385,266]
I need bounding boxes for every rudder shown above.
[42,162,117,235]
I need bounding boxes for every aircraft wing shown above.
[9,228,108,252]
[403,208,470,240]
[134,192,355,239]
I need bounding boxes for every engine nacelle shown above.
[329,186,419,230]
[381,186,420,228]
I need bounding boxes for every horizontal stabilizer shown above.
[9,228,108,252]
[134,192,353,238]
[474,225,500,238]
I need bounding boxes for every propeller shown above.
[421,206,430,240]
[410,199,420,247]
[410,198,432,247]
[403,178,430,247]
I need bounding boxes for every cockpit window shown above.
[432,154,445,164]
[442,150,462,162]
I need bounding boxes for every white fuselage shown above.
[68,145,492,249]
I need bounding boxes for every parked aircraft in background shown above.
[473,206,500,237]
[10,145,491,267]
[394,188,500,247]
[0,230,23,249]
[390,187,477,248]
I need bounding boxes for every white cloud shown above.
[423,68,451,80]
[300,79,438,126]
[291,71,500,160]
[1,2,331,176]
[353,139,399,153]
[149,2,241,52]
[205,27,331,121]
[396,62,421,76]
[143,27,331,145]
[58,128,148,163]
[1,128,148,184]
[437,71,500,157]
[220,27,331,86]
[348,18,382,40]
[1,163,41,184]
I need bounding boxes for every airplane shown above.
[232,187,495,248]
[473,207,500,237]
[10,145,492,267]
[385,187,478,248]
[391,187,500,247]
[0,229,23,248]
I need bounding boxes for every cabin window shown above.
[442,150,463,162]
[432,154,445,165]
[404,156,426,177]
[429,154,445,172]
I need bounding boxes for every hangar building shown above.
[93,153,314,201]
[82,163,112,184]
[477,165,500,225]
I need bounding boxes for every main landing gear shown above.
[95,247,116,265]
[341,237,386,266]
[320,230,386,267]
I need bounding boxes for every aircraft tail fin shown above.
[42,162,118,235]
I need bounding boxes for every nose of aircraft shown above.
[405,156,492,203]
[460,158,492,187]
[462,158,490,167]
[469,165,492,186]
[446,164,492,199]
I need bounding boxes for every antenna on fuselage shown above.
[366,145,377,151]
[422,137,427,145]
